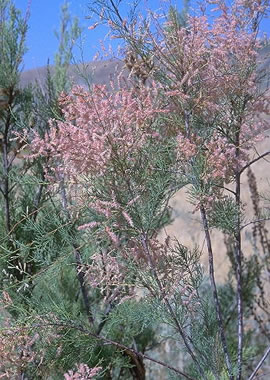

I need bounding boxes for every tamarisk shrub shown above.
[38,0,269,378]
[1,0,270,378]
[29,74,205,378]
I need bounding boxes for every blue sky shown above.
[14,0,171,70]
[13,0,270,71]
[14,0,104,70]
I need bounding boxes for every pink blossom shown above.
[105,225,119,246]
[177,134,199,160]
[30,84,163,181]
[77,222,99,231]
[88,23,99,30]
[122,211,134,227]
[64,364,102,379]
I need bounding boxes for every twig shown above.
[234,170,244,380]
[240,217,270,231]
[58,177,94,326]
[239,151,270,175]
[248,346,270,380]
[141,234,207,380]
[31,169,46,222]
[200,206,233,380]
[212,184,237,196]
[109,0,128,32]
[1,91,14,233]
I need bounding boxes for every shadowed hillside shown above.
[20,59,125,89]
[20,44,270,88]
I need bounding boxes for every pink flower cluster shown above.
[0,326,39,378]
[177,134,200,161]
[28,0,269,209]
[83,250,134,303]
[159,0,270,200]
[64,364,102,380]
[177,132,239,182]
[121,237,198,308]
[31,84,163,181]
[77,191,138,245]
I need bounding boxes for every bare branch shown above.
[141,234,207,380]
[59,177,94,326]
[240,217,270,231]
[239,151,270,175]
[200,206,233,379]
[248,346,270,380]
[234,171,244,380]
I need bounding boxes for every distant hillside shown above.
[20,59,125,89]
[20,44,270,90]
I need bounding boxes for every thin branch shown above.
[240,217,270,231]
[58,177,94,326]
[109,0,128,31]
[213,184,236,196]
[0,184,4,196]
[31,169,46,222]
[248,346,270,380]
[239,151,270,175]
[141,234,207,380]
[96,302,114,335]
[0,204,47,244]
[234,171,244,380]
[200,206,233,380]
[1,94,13,233]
